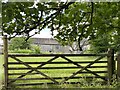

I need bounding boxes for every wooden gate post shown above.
[117,52,120,81]
[3,35,8,89]
[107,48,115,83]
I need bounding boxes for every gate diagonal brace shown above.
[61,56,107,81]
[60,55,107,84]
[8,56,59,85]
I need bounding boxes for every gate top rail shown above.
[8,53,108,57]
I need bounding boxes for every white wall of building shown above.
[0,36,3,54]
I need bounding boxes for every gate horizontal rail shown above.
[9,76,107,80]
[8,66,107,70]
[8,61,107,64]
[8,53,108,57]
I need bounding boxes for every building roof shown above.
[31,38,59,45]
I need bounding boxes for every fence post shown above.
[117,52,120,81]
[3,35,8,89]
[107,48,115,83]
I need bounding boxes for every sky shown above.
[30,28,53,38]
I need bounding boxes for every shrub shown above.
[90,35,110,53]
[9,49,33,54]
[9,37,32,50]
[31,45,41,54]
[9,45,42,54]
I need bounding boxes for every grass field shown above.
[1,54,117,89]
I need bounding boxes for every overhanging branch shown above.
[78,2,94,51]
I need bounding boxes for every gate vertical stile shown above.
[107,48,115,83]
[3,35,8,90]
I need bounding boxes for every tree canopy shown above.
[2,1,120,52]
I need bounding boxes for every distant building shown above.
[31,38,71,53]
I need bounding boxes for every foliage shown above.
[90,35,120,53]
[9,48,41,54]
[2,1,75,39]
[2,1,120,52]
[90,35,111,53]
[89,2,120,53]
[9,47,41,54]
[54,2,93,49]
[31,45,41,54]
[9,37,32,50]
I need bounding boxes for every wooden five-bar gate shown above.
[3,35,120,89]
